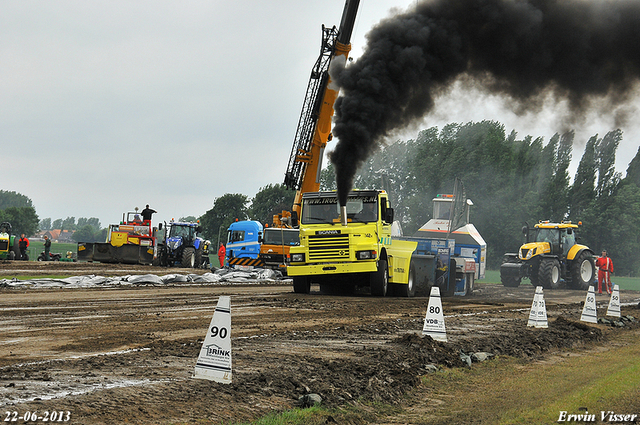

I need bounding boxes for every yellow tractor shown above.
[0,222,18,260]
[500,221,595,290]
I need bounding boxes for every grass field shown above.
[18,240,77,261]
[478,269,640,291]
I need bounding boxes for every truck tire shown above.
[538,258,561,289]
[397,265,416,298]
[570,251,595,290]
[293,276,310,294]
[370,259,388,297]
[465,272,475,296]
[181,247,195,268]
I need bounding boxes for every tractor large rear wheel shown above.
[570,251,595,290]
[194,246,203,269]
[538,258,561,289]
[181,247,195,268]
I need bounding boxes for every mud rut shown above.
[1,262,639,424]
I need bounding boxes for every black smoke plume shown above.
[329,0,640,205]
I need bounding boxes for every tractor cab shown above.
[520,221,578,260]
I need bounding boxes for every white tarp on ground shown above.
[0,268,289,289]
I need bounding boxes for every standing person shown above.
[595,250,614,295]
[43,235,51,261]
[217,242,226,268]
[18,233,29,261]
[141,205,156,222]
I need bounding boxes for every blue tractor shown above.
[159,221,211,268]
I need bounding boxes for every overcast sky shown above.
[3,0,639,229]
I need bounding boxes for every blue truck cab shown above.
[225,220,263,267]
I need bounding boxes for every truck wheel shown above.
[371,260,388,297]
[181,247,196,268]
[397,265,416,298]
[9,251,15,260]
[37,255,44,262]
[465,272,475,296]
[443,259,457,297]
[293,276,310,294]
[570,251,595,290]
[538,258,561,289]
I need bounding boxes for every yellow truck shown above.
[287,189,480,297]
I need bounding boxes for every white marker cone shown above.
[580,285,598,324]
[527,286,548,328]
[194,295,232,384]
[606,284,621,318]
[422,286,447,342]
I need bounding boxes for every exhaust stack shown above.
[340,205,348,226]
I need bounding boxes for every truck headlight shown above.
[356,250,377,260]
[291,253,305,263]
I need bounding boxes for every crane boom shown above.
[284,0,360,223]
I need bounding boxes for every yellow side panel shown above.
[110,232,129,247]
[387,240,418,284]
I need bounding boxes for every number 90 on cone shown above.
[194,296,232,384]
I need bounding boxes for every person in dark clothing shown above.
[18,234,29,260]
[43,235,51,261]
[141,205,157,222]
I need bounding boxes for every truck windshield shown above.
[228,230,245,243]
[263,229,300,245]
[433,200,452,220]
[301,196,378,224]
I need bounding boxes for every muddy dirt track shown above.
[1,262,640,424]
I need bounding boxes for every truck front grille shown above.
[308,234,349,261]
[0,240,8,251]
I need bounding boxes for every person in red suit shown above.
[595,250,614,295]
[217,242,226,268]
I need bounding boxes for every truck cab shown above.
[288,190,419,296]
[226,220,263,268]
[259,227,300,274]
